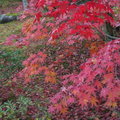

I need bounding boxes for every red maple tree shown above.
[6,0,120,114]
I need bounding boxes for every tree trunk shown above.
[22,0,28,10]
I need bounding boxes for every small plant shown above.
[0,100,16,119]
[16,95,33,115]
[0,96,33,119]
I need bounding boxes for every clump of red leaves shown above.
[49,39,120,114]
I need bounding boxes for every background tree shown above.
[22,0,28,10]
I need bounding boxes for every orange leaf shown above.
[90,96,98,106]
[105,101,117,107]
[102,73,114,84]
[45,76,56,83]
[106,65,114,72]
[60,107,68,114]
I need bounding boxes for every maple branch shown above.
[105,33,120,40]
[76,0,91,5]
[93,25,120,40]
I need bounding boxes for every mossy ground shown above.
[0,21,22,42]
[0,0,21,8]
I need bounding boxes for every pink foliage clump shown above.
[49,39,120,113]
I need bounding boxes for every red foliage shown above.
[7,0,120,114]
[49,39,120,113]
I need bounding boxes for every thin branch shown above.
[22,0,28,10]
[93,25,120,40]
[105,33,120,40]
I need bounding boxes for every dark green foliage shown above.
[0,96,33,119]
